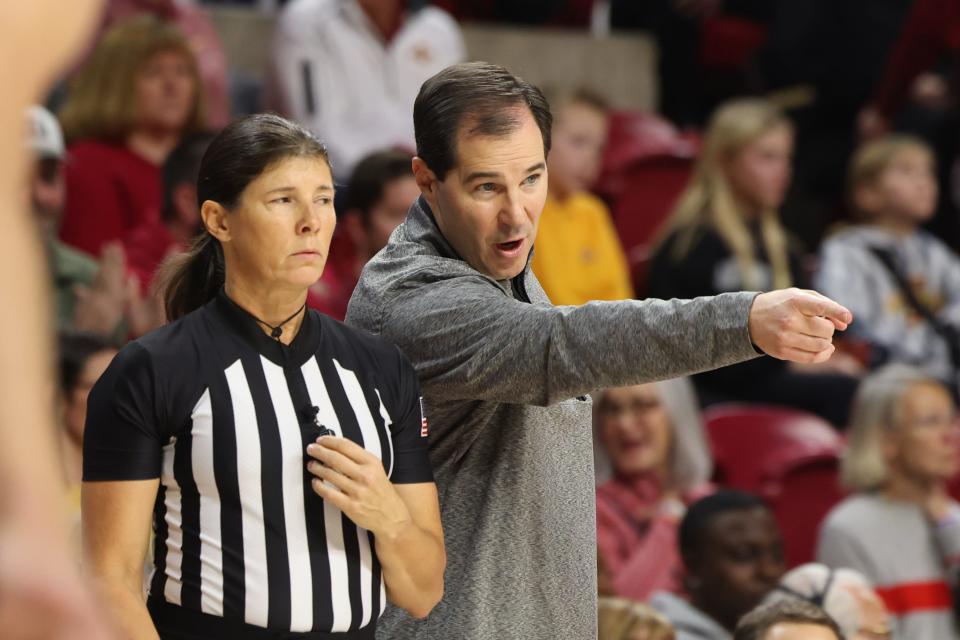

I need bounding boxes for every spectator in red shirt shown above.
[308,149,419,319]
[58,15,206,258]
[97,0,231,128]
[126,132,214,292]
[594,378,714,603]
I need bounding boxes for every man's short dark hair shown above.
[679,490,769,557]
[734,599,842,640]
[345,149,414,223]
[413,61,553,180]
[162,132,215,223]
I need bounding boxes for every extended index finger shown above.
[796,290,852,330]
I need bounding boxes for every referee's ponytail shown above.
[160,114,330,321]
[160,232,225,321]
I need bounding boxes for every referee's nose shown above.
[298,200,326,236]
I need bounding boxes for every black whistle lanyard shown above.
[302,404,334,439]
[260,309,335,442]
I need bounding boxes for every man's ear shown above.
[412,156,441,207]
[201,200,230,243]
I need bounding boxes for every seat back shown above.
[768,458,845,567]
[705,403,842,491]
[596,111,698,296]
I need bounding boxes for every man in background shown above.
[27,106,129,340]
[270,0,465,179]
[309,149,419,319]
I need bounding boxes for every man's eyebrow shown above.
[463,170,502,183]
[463,163,545,184]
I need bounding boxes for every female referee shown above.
[81,114,444,640]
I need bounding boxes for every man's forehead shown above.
[453,135,544,179]
[449,108,544,175]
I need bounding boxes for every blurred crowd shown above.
[25,0,960,638]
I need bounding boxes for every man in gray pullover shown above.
[345,62,852,640]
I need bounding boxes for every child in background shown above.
[531,89,634,305]
[815,135,960,394]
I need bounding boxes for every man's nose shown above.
[499,189,527,229]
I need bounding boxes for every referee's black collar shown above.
[210,288,321,367]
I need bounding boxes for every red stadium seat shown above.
[609,156,695,295]
[770,457,846,567]
[704,404,842,490]
[600,111,699,179]
[596,111,699,296]
[698,16,768,69]
[948,472,960,503]
[704,404,847,567]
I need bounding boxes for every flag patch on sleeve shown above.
[419,396,429,438]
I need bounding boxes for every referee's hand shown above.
[306,436,412,537]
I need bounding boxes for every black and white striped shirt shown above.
[83,290,433,638]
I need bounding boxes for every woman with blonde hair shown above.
[648,98,860,427]
[58,15,205,259]
[595,378,714,602]
[817,365,960,639]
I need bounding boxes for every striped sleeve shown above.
[83,342,165,481]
